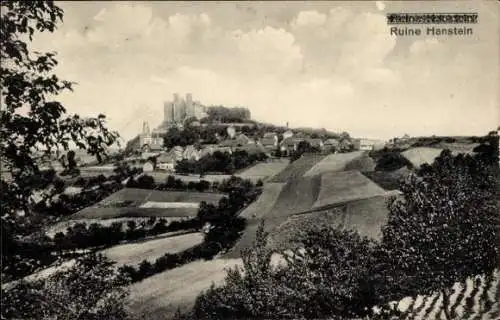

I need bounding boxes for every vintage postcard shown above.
[1,1,499,319]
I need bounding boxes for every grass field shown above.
[70,188,225,219]
[344,153,376,172]
[269,154,326,182]
[312,170,386,209]
[72,207,199,219]
[237,160,290,181]
[270,174,322,217]
[401,147,444,168]
[139,201,200,209]
[268,195,390,251]
[148,172,233,183]
[239,183,286,220]
[127,258,243,320]
[102,232,204,266]
[303,151,365,176]
[96,188,225,208]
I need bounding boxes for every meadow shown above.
[71,207,199,219]
[127,258,244,319]
[96,188,225,207]
[236,159,290,181]
[238,182,286,220]
[269,154,326,182]
[312,170,387,209]
[303,151,365,176]
[102,232,204,266]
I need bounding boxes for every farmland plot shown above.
[102,232,203,266]
[96,188,224,207]
[269,154,326,182]
[401,147,444,168]
[128,258,243,320]
[269,174,322,217]
[72,207,198,219]
[380,270,500,320]
[237,160,290,181]
[268,195,390,251]
[303,151,365,176]
[239,183,286,220]
[312,170,386,209]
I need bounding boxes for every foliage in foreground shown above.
[192,223,382,319]
[381,150,498,319]
[191,150,498,320]
[1,0,120,291]
[2,254,130,320]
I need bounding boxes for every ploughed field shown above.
[381,270,500,320]
[269,154,327,182]
[227,168,394,258]
[268,195,390,251]
[303,151,366,176]
[237,159,290,181]
[70,188,225,220]
[96,188,225,207]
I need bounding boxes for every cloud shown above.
[27,2,498,139]
[375,1,386,11]
[292,10,327,28]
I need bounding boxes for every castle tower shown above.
[186,93,194,118]
[142,121,150,135]
[164,101,174,124]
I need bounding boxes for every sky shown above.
[30,1,499,141]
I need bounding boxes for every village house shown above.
[339,139,354,152]
[182,145,200,161]
[260,132,278,152]
[219,133,254,151]
[280,137,304,156]
[282,130,294,140]
[305,138,324,151]
[168,146,184,161]
[235,133,254,145]
[354,139,386,151]
[235,143,269,157]
[142,160,155,172]
[156,154,176,171]
[324,138,340,152]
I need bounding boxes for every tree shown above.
[135,174,155,189]
[381,150,498,319]
[1,254,130,320]
[374,151,413,171]
[194,222,383,319]
[1,2,124,317]
[291,140,313,162]
[1,1,118,218]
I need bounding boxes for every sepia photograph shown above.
[1,1,499,319]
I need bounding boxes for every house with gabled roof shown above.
[324,138,340,152]
[305,138,324,150]
[168,146,184,161]
[260,132,278,152]
[157,154,176,171]
[280,137,305,156]
[182,145,200,161]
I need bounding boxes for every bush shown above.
[2,254,130,320]
[193,223,382,319]
[374,152,413,171]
